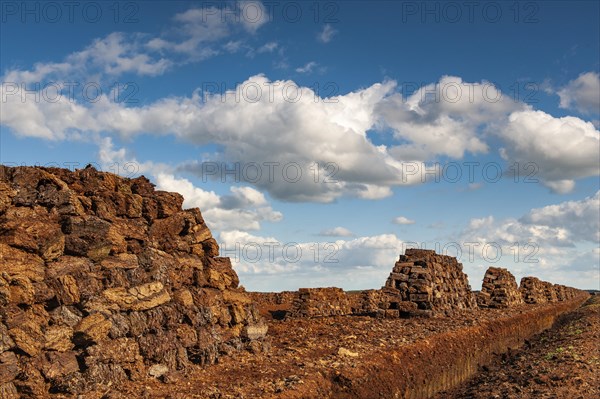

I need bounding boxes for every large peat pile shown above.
[382,249,478,314]
[0,166,267,397]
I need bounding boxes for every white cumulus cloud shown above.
[498,110,600,193]
[377,75,525,160]
[557,72,600,114]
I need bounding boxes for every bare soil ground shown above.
[96,299,591,399]
[435,295,600,399]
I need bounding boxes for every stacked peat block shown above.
[346,291,365,313]
[287,288,351,318]
[520,277,588,304]
[0,166,268,398]
[542,281,558,302]
[348,289,418,318]
[351,289,385,315]
[519,277,548,304]
[554,284,567,301]
[382,249,477,316]
[567,286,583,300]
[477,267,524,308]
[563,286,583,300]
[247,291,297,308]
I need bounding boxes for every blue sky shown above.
[1,1,599,291]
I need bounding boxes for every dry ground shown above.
[98,299,592,399]
[436,295,600,399]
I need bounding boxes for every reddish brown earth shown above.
[435,295,600,399]
[93,298,587,399]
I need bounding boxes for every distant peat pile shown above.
[247,291,297,308]
[519,276,582,304]
[0,166,267,398]
[554,285,568,301]
[543,281,559,302]
[477,267,524,308]
[519,277,548,304]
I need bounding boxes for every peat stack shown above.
[0,166,267,397]
[519,277,548,304]
[382,249,478,315]
[477,267,524,308]
[287,287,352,318]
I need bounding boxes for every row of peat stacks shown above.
[286,250,587,319]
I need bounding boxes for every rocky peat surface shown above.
[0,166,592,399]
